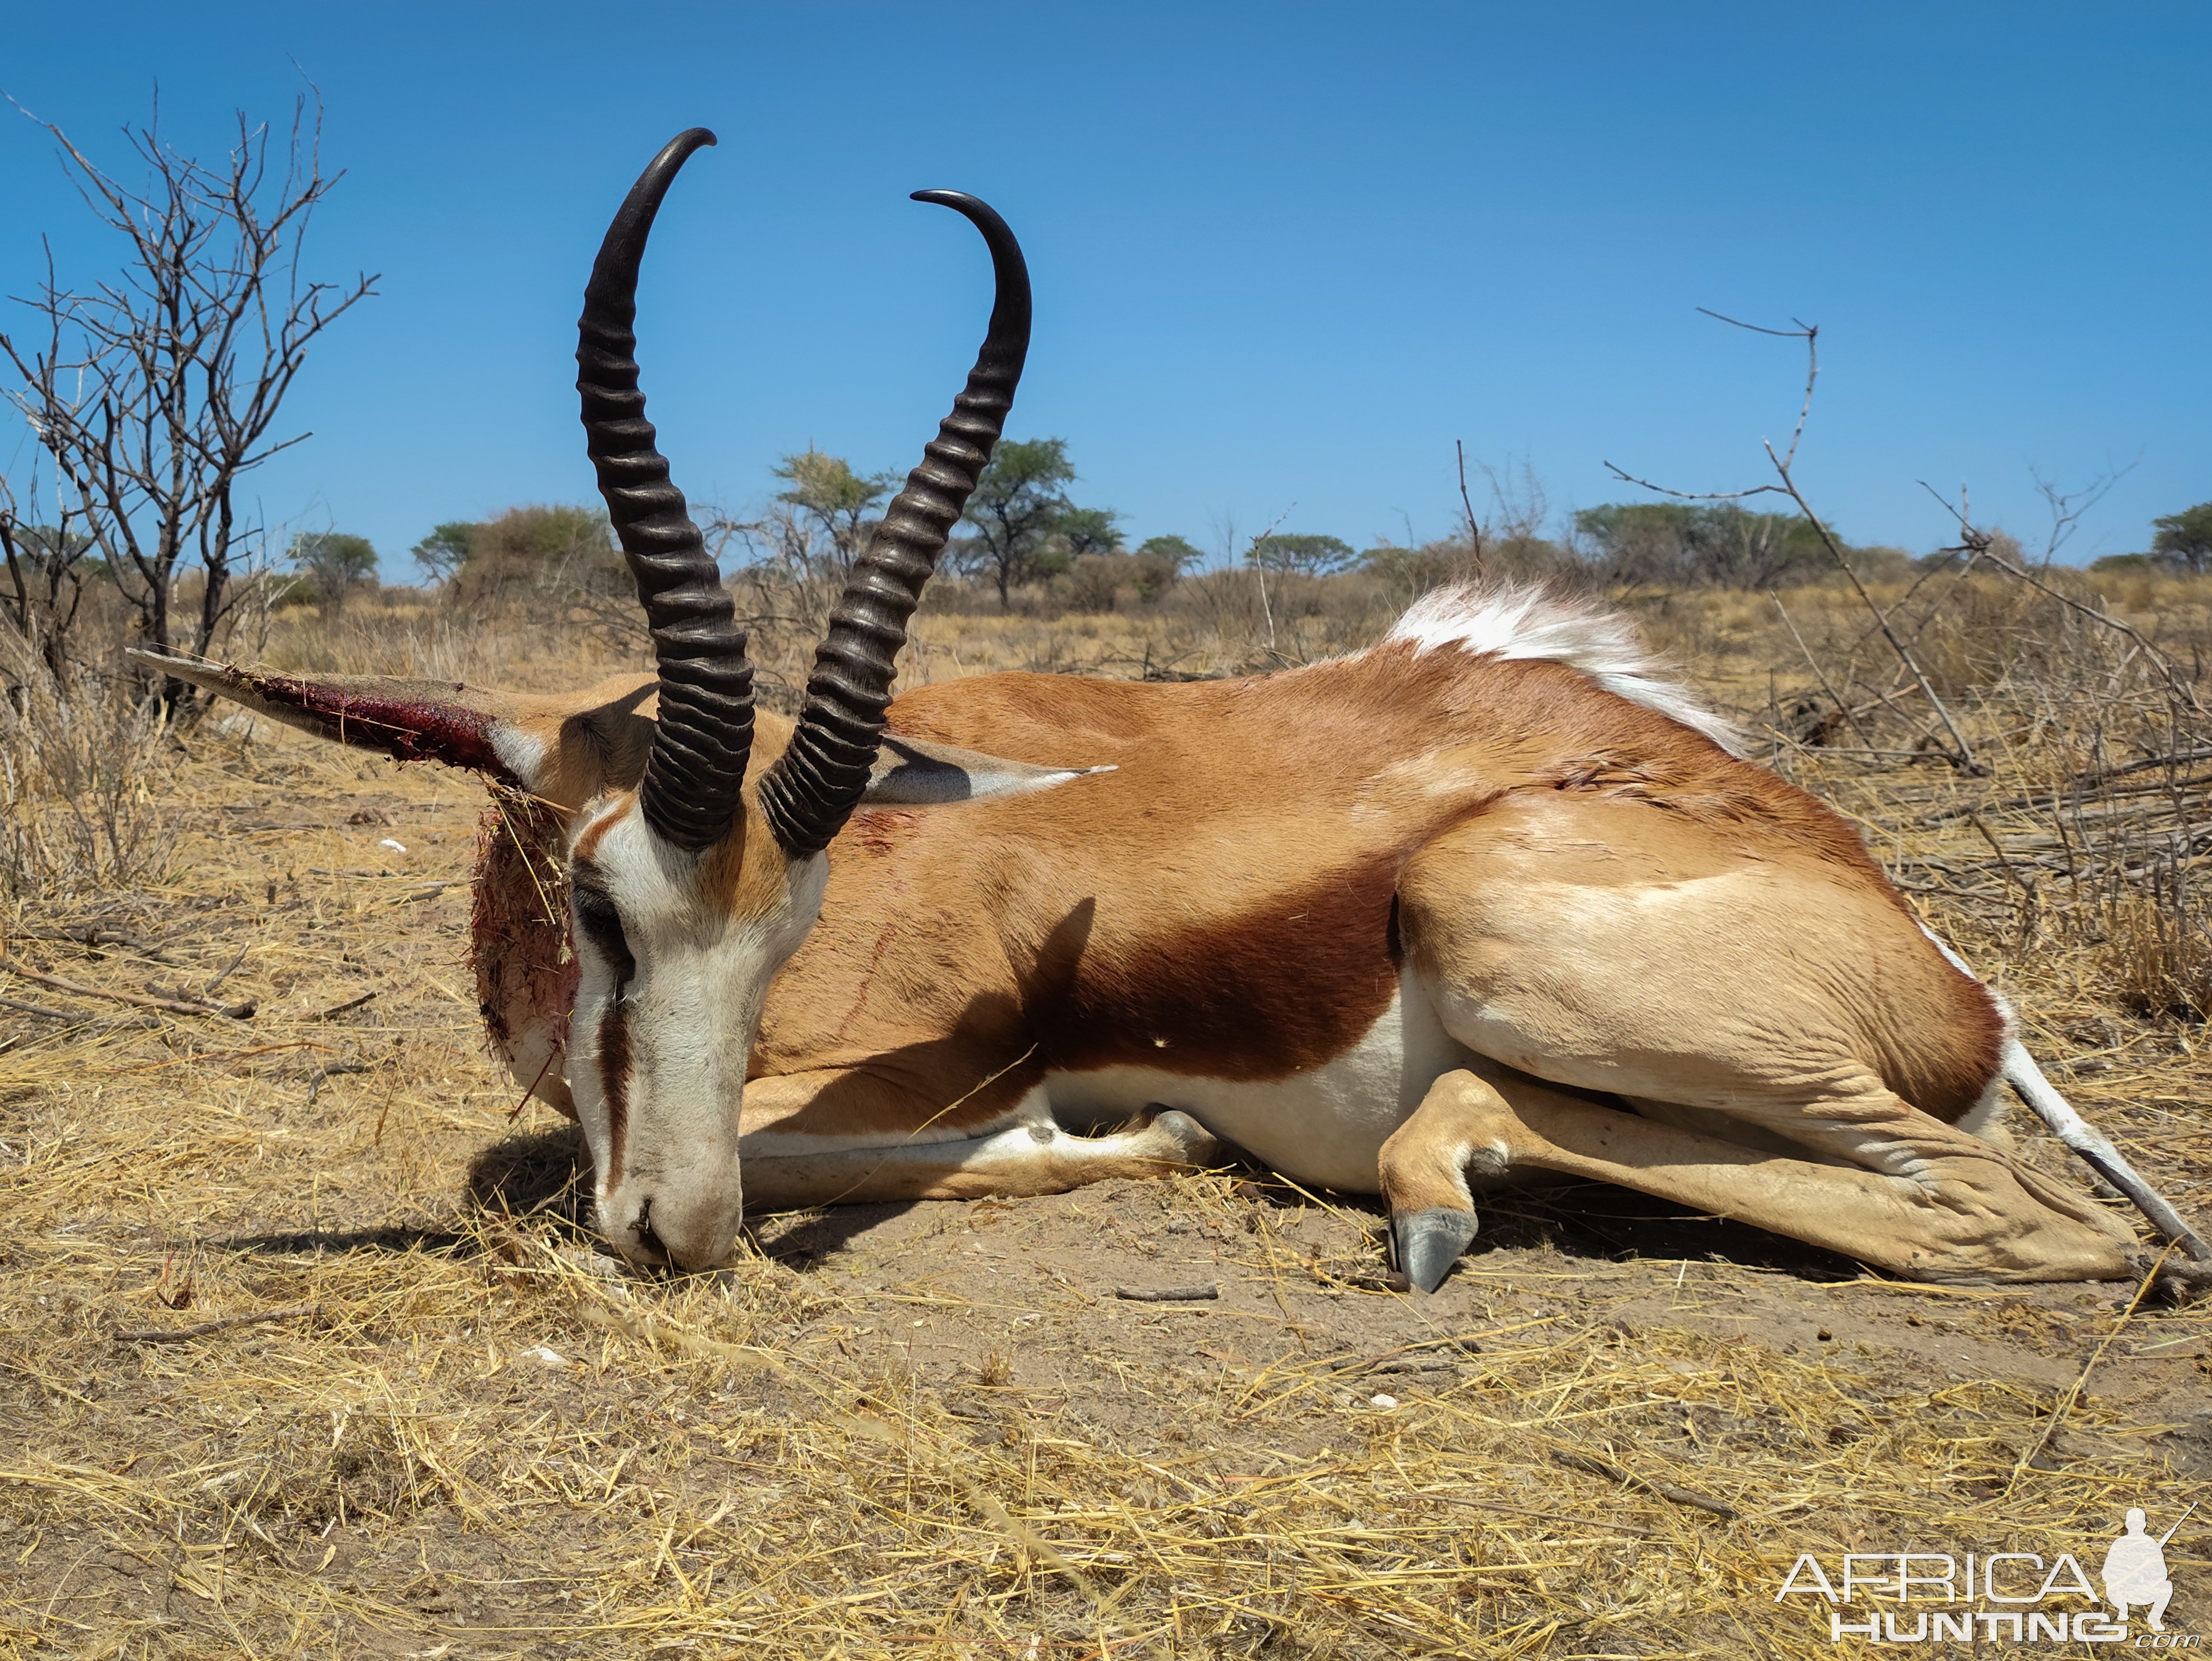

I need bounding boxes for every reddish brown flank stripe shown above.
[1029,851,1410,1081]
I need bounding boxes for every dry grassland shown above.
[1,573,2208,1659]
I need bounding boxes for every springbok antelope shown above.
[141,131,2204,1289]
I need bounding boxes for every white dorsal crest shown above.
[1387,582,1748,755]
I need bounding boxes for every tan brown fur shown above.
[1381,1070,2134,1283]
[761,643,2002,1127]
[1389,790,2005,1126]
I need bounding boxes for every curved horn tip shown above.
[753,186,1029,859]
[909,188,1003,226]
[579,122,752,845]
[905,191,1028,294]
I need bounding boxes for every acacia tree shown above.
[2151,503,2212,575]
[290,529,377,612]
[1052,505,1123,559]
[1247,532,1357,577]
[958,436,1077,608]
[410,521,476,586]
[0,94,376,683]
[771,448,897,573]
[711,452,900,662]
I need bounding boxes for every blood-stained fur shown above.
[470,795,578,1116]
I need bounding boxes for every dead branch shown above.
[113,1304,318,1344]
[1916,748,2212,826]
[0,993,88,1023]
[202,944,252,997]
[0,955,252,1019]
[1606,315,1983,773]
[1454,440,1486,580]
[1769,590,1876,749]
[1919,480,2205,718]
[1548,1448,1739,1519]
[0,92,377,678]
[1112,1283,1219,1302]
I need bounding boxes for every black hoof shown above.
[1394,1207,1479,1293]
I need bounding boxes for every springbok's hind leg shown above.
[1378,1064,1608,1290]
[1377,1095,1484,1293]
[1381,1070,2139,1291]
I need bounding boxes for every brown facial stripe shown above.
[571,812,622,866]
[598,996,632,1189]
[239,669,515,777]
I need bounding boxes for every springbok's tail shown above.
[1917,921,2209,1264]
[2001,1037,2211,1263]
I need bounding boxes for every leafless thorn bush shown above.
[1918,478,2205,719]
[0,630,179,900]
[1750,568,2212,1029]
[0,89,377,690]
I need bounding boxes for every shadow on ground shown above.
[192,1102,1887,1286]
[444,1118,1871,1288]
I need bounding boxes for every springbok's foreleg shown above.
[741,1108,1224,1209]
[1381,1069,2139,1291]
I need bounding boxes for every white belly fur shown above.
[1044,965,1472,1193]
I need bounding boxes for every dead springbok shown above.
[140,130,2206,1289]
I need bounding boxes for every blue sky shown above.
[1,2,2206,579]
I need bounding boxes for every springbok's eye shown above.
[572,885,636,987]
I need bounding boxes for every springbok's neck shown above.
[471,790,578,1081]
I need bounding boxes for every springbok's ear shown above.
[860,734,1113,807]
[131,649,530,777]
[127,648,655,802]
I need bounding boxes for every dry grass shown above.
[1,572,2208,1658]
[0,650,179,904]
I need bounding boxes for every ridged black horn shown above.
[756,191,1030,857]
[577,127,755,851]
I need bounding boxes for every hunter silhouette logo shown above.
[2104,1505,2191,1635]
[1776,1501,2196,1644]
